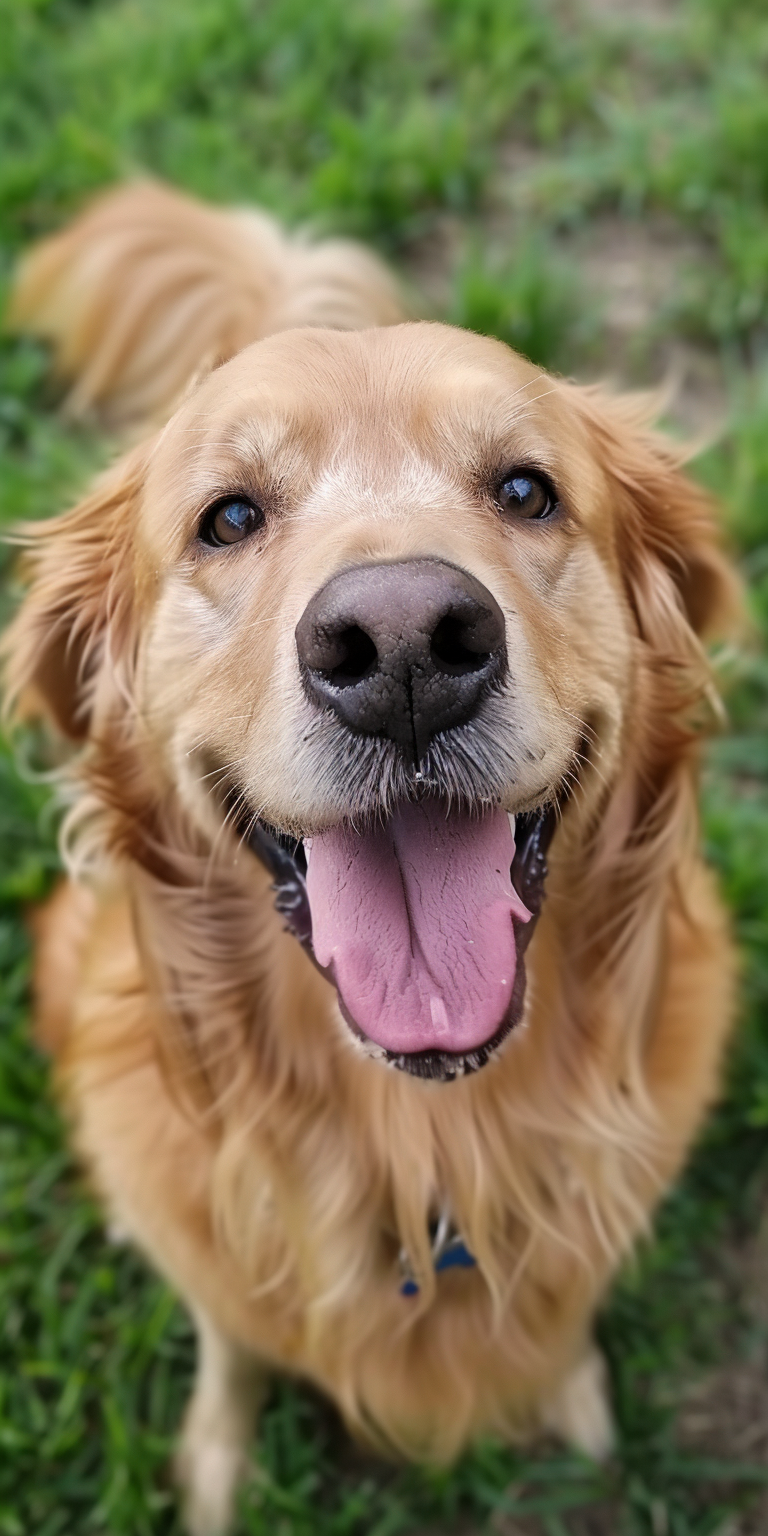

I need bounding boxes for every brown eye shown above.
[497,472,555,521]
[200,497,264,547]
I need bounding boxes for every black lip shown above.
[244,801,558,1083]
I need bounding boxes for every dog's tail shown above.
[8,180,407,427]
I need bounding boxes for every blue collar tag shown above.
[399,1233,476,1296]
[435,1239,476,1272]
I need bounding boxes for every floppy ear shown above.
[571,387,739,671]
[2,442,148,741]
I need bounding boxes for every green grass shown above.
[1,1,768,1532]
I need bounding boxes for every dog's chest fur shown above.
[51,856,732,1458]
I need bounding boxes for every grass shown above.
[1,0,768,1531]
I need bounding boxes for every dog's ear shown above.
[570,386,739,663]
[3,441,149,740]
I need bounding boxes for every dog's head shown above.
[5,323,734,1081]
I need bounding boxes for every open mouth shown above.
[246,798,557,1082]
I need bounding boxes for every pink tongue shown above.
[305,802,531,1056]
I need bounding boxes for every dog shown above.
[5,182,737,1536]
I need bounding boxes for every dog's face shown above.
[142,325,631,821]
[8,323,730,1081]
[135,325,633,1075]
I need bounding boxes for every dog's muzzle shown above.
[237,558,562,1081]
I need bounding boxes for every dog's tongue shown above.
[305,802,531,1056]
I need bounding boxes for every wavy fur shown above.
[4,184,738,1533]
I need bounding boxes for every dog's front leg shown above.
[539,1341,615,1462]
[174,1307,267,1536]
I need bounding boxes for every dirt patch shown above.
[403,199,727,438]
[669,1213,768,1536]
[489,1496,620,1535]
[578,0,679,23]
[677,1358,768,1462]
[674,1359,768,1536]
[572,215,701,342]
[400,212,464,319]
[565,214,726,432]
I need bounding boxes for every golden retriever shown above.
[5,182,737,1536]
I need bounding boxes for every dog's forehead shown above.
[157,322,581,479]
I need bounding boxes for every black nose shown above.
[295,559,507,762]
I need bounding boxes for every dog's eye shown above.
[200,497,264,547]
[497,472,554,521]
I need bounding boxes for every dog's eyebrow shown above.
[170,414,308,516]
[175,402,303,465]
[302,446,457,518]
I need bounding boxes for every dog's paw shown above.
[541,1345,615,1462]
[174,1431,249,1536]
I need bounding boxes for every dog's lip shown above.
[244,799,558,1082]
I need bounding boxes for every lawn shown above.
[1,1,768,1532]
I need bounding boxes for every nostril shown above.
[326,625,378,687]
[430,614,490,677]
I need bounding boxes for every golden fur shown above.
[5,182,738,1536]
[9,179,405,426]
